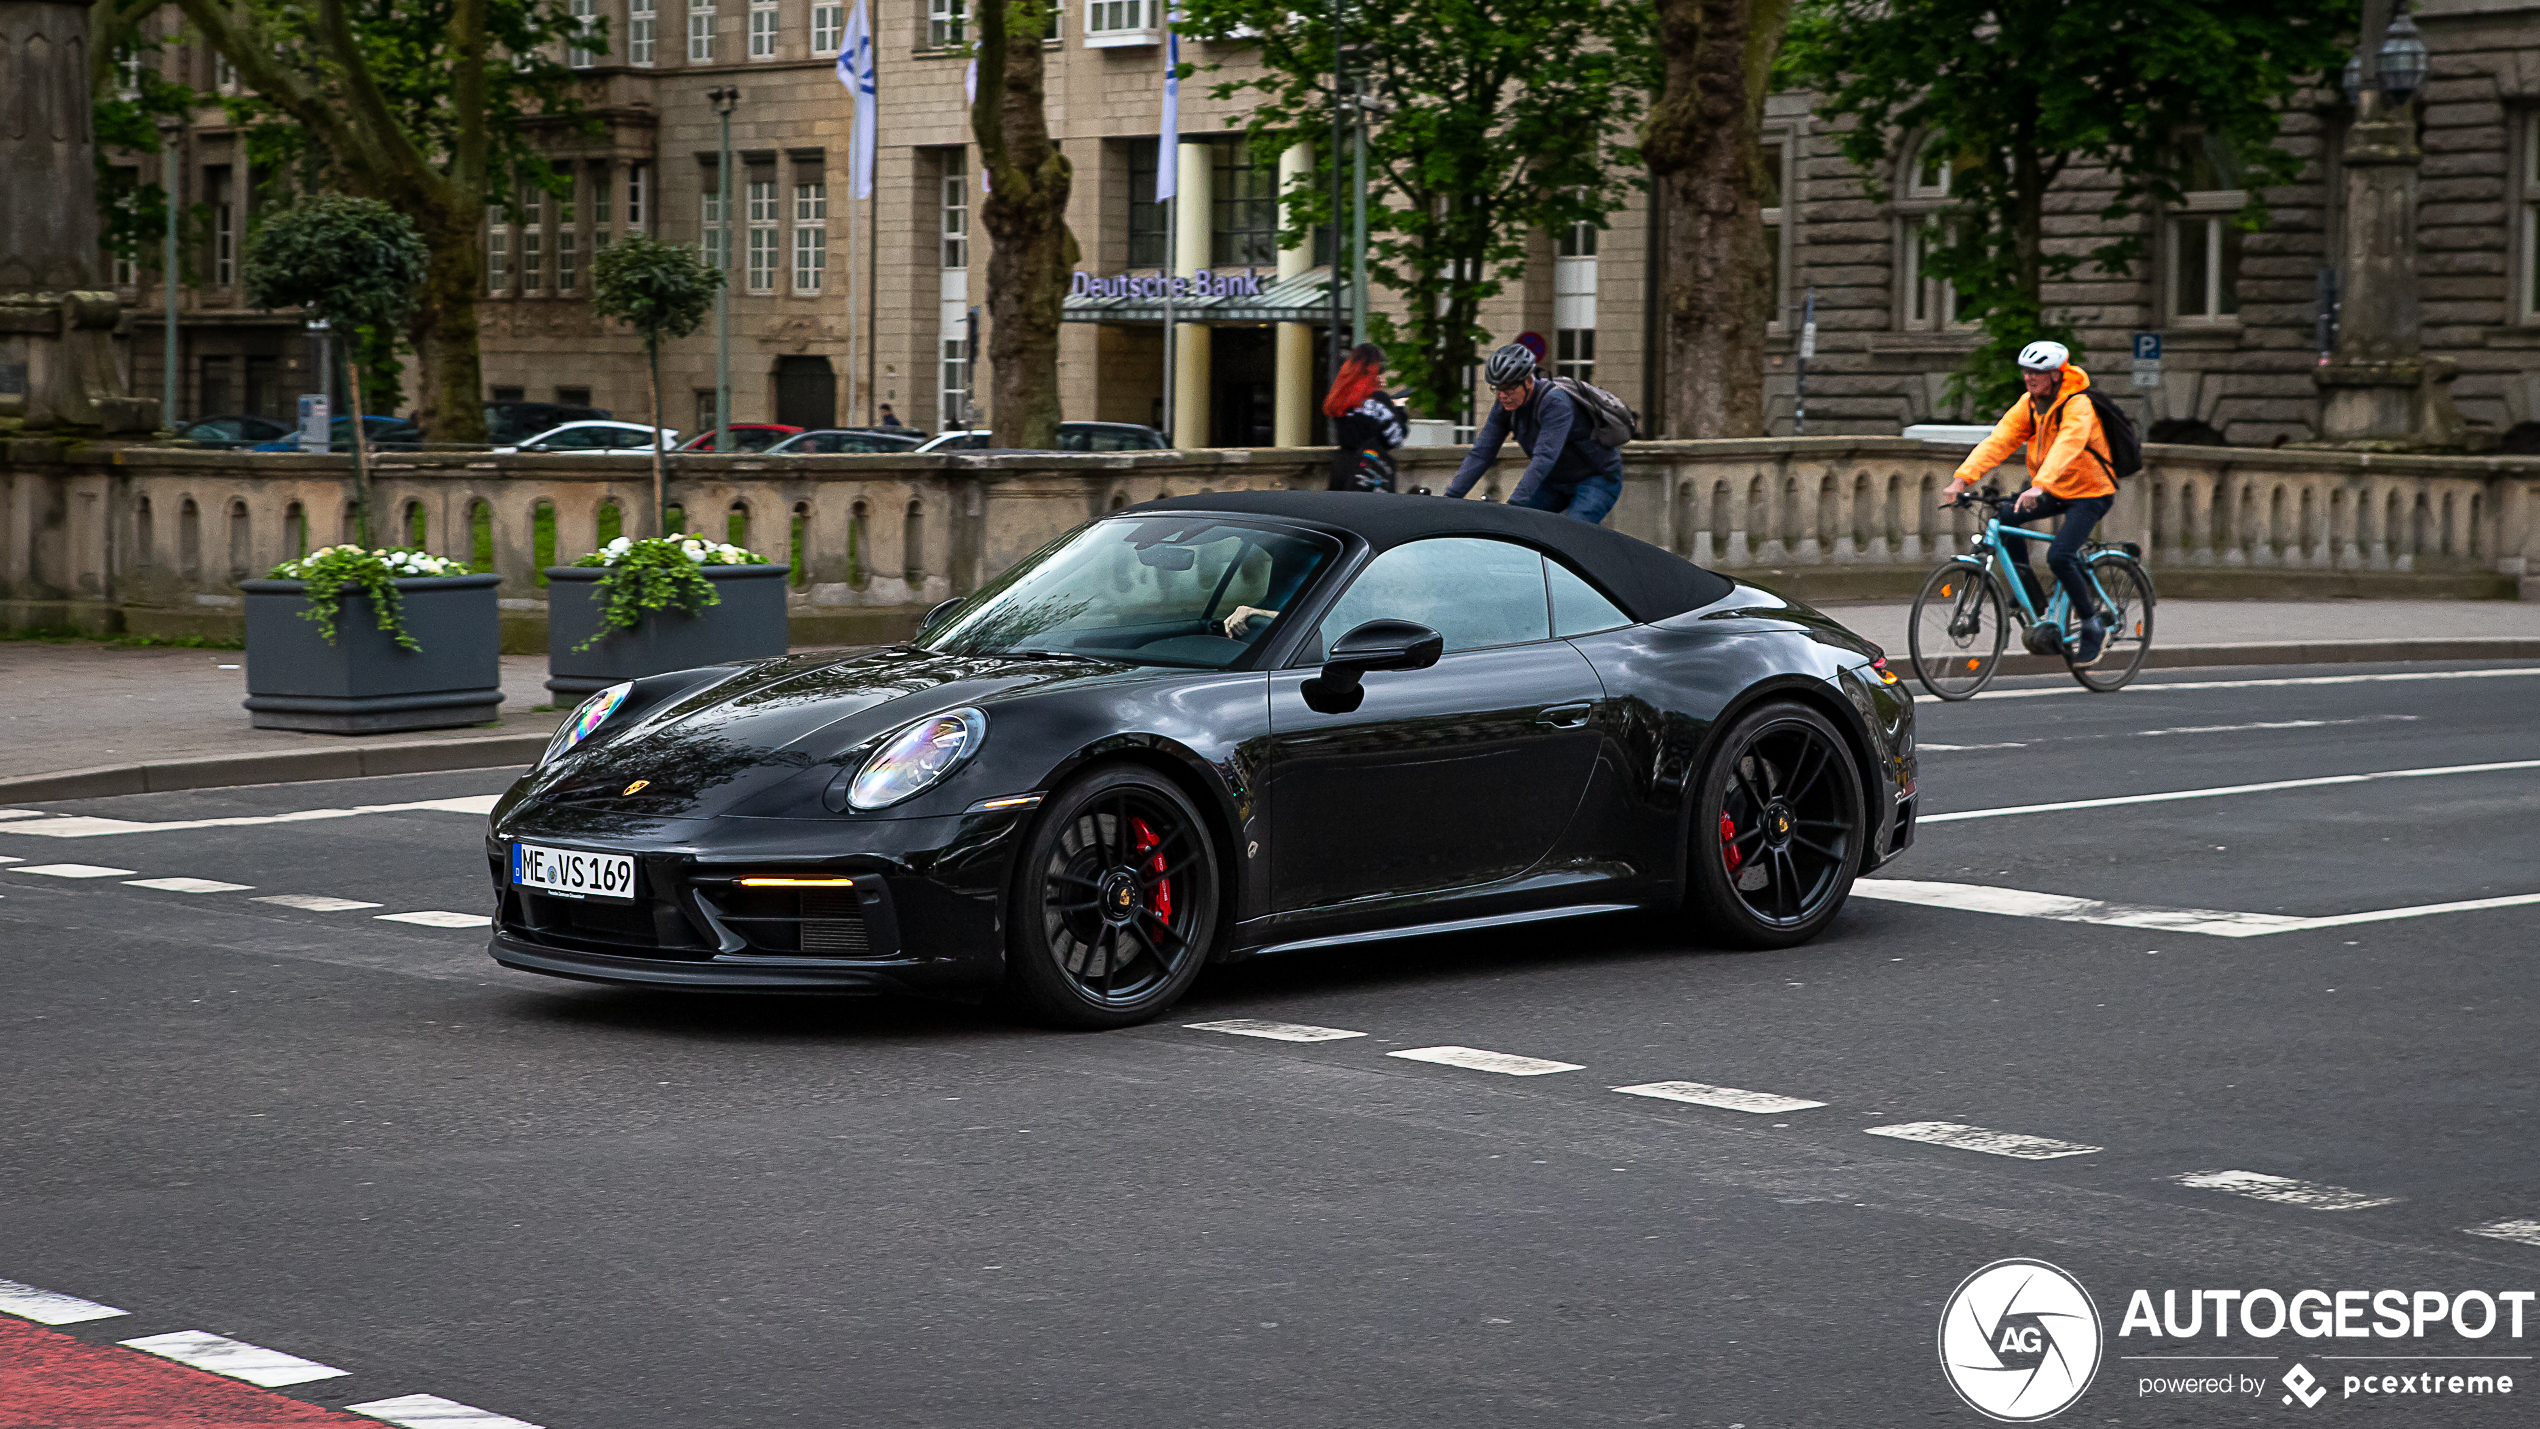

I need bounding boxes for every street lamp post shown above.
[708,86,740,463]
[156,115,182,430]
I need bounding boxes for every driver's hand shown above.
[2013,487,2042,515]
[1220,606,1278,638]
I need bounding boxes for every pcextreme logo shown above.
[1939,1259,2104,1422]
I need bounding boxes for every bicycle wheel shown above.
[2071,556,2155,692]
[1908,562,2008,701]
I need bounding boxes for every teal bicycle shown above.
[1907,486,2156,700]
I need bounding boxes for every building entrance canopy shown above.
[1062,265,1351,326]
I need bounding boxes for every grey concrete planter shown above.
[545,563,790,697]
[242,573,505,733]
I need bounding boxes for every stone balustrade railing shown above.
[4,438,2533,641]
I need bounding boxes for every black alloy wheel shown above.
[1685,701,1866,949]
[1006,765,1221,1028]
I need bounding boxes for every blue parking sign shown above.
[2132,332,2162,362]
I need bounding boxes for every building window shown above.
[209,168,235,286]
[1760,140,1786,326]
[941,151,969,270]
[749,0,778,57]
[487,205,510,293]
[941,335,971,430]
[629,0,656,64]
[1553,202,1596,385]
[794,179,827,293]
[116,50,143,98]
[557,180,580,293]
[568,0,598,65]
[746,176,779,292]
[2169,136,2245,323]
[214,54,238,93]
[591,168,613,250]
[2524,112,2540,321]
[688,0,715,61]
[1898,135,1970,332]
[1211,143,1276,268]
[1127,143,1167,268]
[696,389,719,433]
[1085,0,1155,44]
[1555,329,1594,383]
[928,0,964,48]
[702,164,728,271]
[627,163,647,229]
[812,0,844,52]
[521,186,545,294]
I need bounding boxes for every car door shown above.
[1264,537,1604,918]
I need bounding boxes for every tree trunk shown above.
[411,198,491,443]
[344,354,373,546]
[1644,0,1793,439]
[972,0,1079,451]
[648,341,668,537]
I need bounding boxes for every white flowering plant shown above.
[568,534,771,648]
[267,544,473,650]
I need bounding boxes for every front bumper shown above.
[483,805,1028,994]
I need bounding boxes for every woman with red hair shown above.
[1323,343,1409,492]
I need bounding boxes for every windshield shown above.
[921,516,1338,669]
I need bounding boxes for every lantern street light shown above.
[2375,7,2428,102]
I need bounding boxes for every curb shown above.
[2,638,2535,803]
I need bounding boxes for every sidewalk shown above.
[3,600,2535,797]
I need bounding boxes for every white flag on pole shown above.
[964,59,990,192]
[1155,24,1180,201]
[836,0,877,199]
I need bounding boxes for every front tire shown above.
[1685,701,1866,949]
[1004,765,1221,1029]
[1908,562,2007,701]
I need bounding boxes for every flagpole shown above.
[839,2,879,428]
[1157,21,1180,446]
[847,166,858,425]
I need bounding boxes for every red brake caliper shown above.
[1719,812,1742,875]
[1130,817,1172,922]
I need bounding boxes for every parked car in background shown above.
[249,415,423,453]
[173,414,295,450]
[764,427,929,455]
[912,422,1168,454]
[676,424,804,454]
[486,401,612,445]
[495,421,680,455]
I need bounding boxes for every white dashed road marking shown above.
[0,795,501,839]
[1921,759,2540,824]
[0,855,20,864]
[2465,1219,2540,1248]
[123,877,254,893]
[1971,667,2540,700]
[1186,1019,1368,1042]
[1613,1081,1828,1114]
[255,893,385,912]
[1388,1046,1584,1076]
[14,863,139,879]
[0,1278,126,1325]
[1865,1121,2103,1160]
[0,810,46,821]
[118,1330,350,1387]
[376,911,493,929]
[1856,878,2540,937]
[2172,1170,2401,1211]
[348,1393,547,1429]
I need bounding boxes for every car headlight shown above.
[847,707,987,811]
[543,682,633,765]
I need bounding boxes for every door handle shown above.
[1537,701,1594,729]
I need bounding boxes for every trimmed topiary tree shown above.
[589,233,724,537]
[242,195,430,544]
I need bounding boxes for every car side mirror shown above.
[1303,619,1443,714]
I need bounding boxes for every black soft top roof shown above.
[1127,490,1735,624]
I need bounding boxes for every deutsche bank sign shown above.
[1071,267,1266,300]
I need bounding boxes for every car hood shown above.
[495,646,1149,832]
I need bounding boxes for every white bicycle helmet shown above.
[2016,339,2070,372]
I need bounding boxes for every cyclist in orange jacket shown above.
[1939,340,2118,665]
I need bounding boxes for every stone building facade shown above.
[108,0,2540,448]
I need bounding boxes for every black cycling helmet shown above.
[1483,344,1538,390]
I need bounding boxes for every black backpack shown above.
[1546,376,1641,448]
[2055,386,2142,480]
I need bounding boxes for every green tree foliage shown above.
[97,0,604,441]
[242,195,430,542]
[1782,0,2350,411]
[1176,0,1647,421]
[589,234,723,535]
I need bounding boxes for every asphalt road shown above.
[5,659,2537,1428]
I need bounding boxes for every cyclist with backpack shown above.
[1444,344,1627,525]
[1940,339,2132,666]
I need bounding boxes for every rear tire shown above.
[1003,765,1221,1029]
[2070,556,2155,693]
[1908,562,2007,701]
[1684,702,1866,950]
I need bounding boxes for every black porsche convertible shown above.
[486,490,1918,1027]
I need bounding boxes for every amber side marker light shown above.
[1870,657,1903,685]
[737,877,856,888]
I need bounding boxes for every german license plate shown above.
[511,842,636,902]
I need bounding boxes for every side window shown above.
[1548,559,1630,636]
[1317,538,1551,655]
